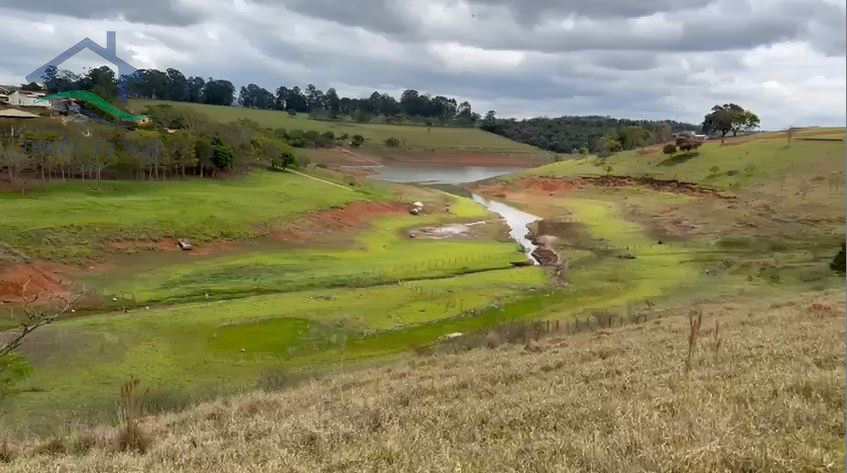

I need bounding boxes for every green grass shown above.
[87,223,529,306]
[0,171,373,261]
[3,127,843,436]
[2,267,550,432]
[530,129,844,191]
[129,100,540,155]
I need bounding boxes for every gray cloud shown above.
[0,0,843,129]
[0,0,204,25]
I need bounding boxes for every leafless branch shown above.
[0,295,75,358]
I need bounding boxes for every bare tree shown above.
[0,296,74,396]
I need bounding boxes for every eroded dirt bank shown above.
[476,175,734,199]
[0,263,71,304]
[271,201,408,243]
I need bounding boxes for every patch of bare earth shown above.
[475,176,740,241]
[272,202,408,243]
[478,176,731,199]
[0,263,71,304]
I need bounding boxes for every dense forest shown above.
[481,114,700,155]
[36,65,482,126]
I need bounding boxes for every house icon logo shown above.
[26,31,137,91]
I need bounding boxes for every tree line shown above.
[250,85,480,125]
[480,113,700,156]
[39,65,237,107]
[37,65,482,125]
[0,105,300,183]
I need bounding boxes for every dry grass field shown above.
[4,289,843,472]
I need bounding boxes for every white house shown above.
[7,90,49,108]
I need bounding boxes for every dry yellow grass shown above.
[4,290,844,472]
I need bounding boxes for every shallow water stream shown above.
[471,193,541,264]
[369,164,542,264]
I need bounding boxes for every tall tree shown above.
[305,84,324,112]
[400,89,421,116]
[202,79,235,106]
[703,104,756,142]
[480,110,498,132]
[324,88,340,118]
[186,76,205,103]
[275,86,290,110]
[166,68,188,101]
[84,66,118,100]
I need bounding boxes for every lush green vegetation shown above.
[481,114,699,154]
[2,266,549,431]
[0,103,298,184]
[86,213,527,307]
[129,100,541,154]
[42,62,487,125]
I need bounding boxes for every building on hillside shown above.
[7,90,49,108]
[673,130,708,141]
[0,108,40,119]
[0,86,12,104]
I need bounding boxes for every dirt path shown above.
[286,170,355,192]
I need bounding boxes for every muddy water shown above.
[471,193,541,264]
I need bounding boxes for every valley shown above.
[1,104,843,471]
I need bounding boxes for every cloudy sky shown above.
[1,0,844,128]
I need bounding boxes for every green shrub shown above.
[385,137,400,148]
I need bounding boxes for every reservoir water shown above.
[370,164,526,185]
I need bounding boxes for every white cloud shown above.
[428,43,526,72]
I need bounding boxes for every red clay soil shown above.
[272,201,408,242]
[579,176,732,198]
[474,177,580,197]
[476,176,731,199]
[0,263,70,304]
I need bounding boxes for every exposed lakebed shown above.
[369,164,543,264]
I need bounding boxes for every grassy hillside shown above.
[128,100,541,155]
[0,171,372,262]
[529,128,845,191]
[5,289,842,472]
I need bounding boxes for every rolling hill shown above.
[128,100,544,156]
